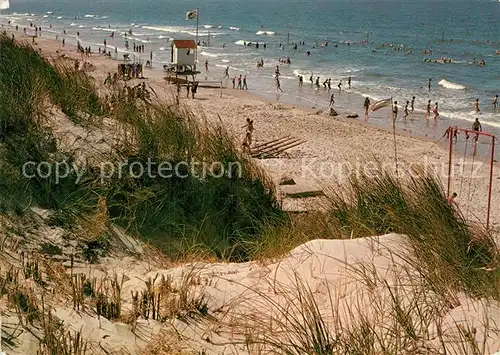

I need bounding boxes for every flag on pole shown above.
[185,9,199,20]
[370,98,392,112]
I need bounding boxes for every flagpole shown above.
[195,8,199,70]
[391,97,399,176]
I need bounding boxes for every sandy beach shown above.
[4,26,498,229]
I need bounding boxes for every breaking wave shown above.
[438,79,467,90]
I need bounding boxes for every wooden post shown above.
[486,136,495,230]
[447,127,454,198]
[220,80,222,98]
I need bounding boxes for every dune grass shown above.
[323,167,500,299]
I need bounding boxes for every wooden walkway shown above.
[250,136,305,159]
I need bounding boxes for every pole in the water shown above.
[442,29,445,41]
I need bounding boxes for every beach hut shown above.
[170,40,197,69]
[165,39,199,84]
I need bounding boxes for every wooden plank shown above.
[252,138,302,157]
[251,135,292,151]
[258,140,305,158]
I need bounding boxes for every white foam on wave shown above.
[438,79,467,90]
[440,110,500,128]
[57,16,63,19]
[256,30,275,35]
[46,11,53,14]
[78,25,85,28]
[203,25,214,29]
[85,14,95,18]
[157,35,166,39]
[159,46,167,51]
[229,26,240,31]
[43,15,49,18]
[201,51,218,58]
[235,39,261,46]
[222,59,230,63]
[70,23,77,26]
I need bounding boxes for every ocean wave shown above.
[229,26,240,31]
[56,16,62,19]
[203,25,214,29]
[438,79,467,90]
[201,51,218,58]
[234,39,262,46]
[46,11,53,14]
[256,30,275,35]
[70,23,77,26]
[85,14,95,18]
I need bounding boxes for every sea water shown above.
[1,0,499,133]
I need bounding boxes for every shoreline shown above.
[3,27,500,228]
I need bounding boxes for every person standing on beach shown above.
[232,77,236,89]
[205,60,209,72]
[338,80,342,91]
[298,75,303,87]
[472,117,482,132]
[237,75,242,89]
[315,77,320,89]
[392,101,398,121]
[364,97,371,119]
[186,83,190,98]
[242,76,248,90]
[427,78,432,90]
[411,96,415,113]
[223,66,230,79]
[309,75,313,86]
[404,101,409,120]
[330,93,335,106]
[62,38,65,47]
[425,100,431,119]
[493,95,498,110]
[348,76,351,89]
[474,98,480,113]
[276,76,283,92]
[433,102,439,119]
